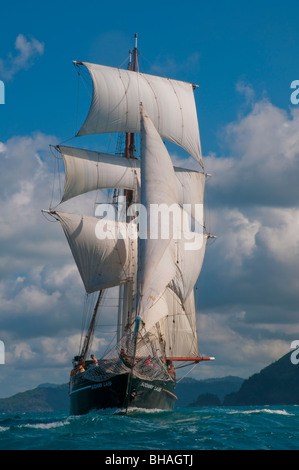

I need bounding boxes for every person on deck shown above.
[166,360,176,381]
[91,354,98,366]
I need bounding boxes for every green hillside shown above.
[0,384,69,413]
[224,351,299,405]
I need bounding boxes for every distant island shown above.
[176,375,244,407]
[223,351,299,406]
[0,351,297,412]
[0,383,69,413]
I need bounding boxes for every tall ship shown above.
[44,35,214,415]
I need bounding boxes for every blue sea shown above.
[0,406,298,452]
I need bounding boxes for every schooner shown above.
[44,34,214,414]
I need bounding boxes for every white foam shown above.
[20,420,69,430]
[113,407,166,415]
[228,408,294,416]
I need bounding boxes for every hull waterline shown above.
[69,372,177,415]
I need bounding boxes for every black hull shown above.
[69,372,177,415]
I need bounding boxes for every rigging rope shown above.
[176,362,198,383]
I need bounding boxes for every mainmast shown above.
[125,34,138,163]
[117,34,139,341]
[126,33,138,160]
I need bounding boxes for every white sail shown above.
[142,288,198,358]
[175,168,206,226]
[59,146,139,203]
[141,210,207,357]
[169,231,208,305]
[137,106,178,318]
[56,211,135,293]
[161,289,198,358]
[58,146,206,224]
[76,63,203,168]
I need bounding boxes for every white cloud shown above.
[0,131,116,396]
[191,96,299,379]
[235,80,256,107]
[195,311,290,380]
[204,101,299,208]
[12,342,36,361]
[0,34,44,80]
[0,142,7,153]
[150,52,200,77]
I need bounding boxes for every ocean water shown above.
[0,406,298,451]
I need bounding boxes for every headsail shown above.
[144,288,199,358]
[137,106,178,318]
[75,62,203,168]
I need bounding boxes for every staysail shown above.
[75,62,203,168]
[136,106,178,318]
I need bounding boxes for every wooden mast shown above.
[80,290,104,360]
[124,33,138,202]
[119,35,139,339]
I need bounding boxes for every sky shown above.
[0,0,299,398]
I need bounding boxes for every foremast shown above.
[80,290,104,360]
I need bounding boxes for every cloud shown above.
[189,96,299,380]
[149,52,200,78]
[0,34,44,80]
[0,132,116,396]
[235,80,256,107]
[204,101,299,208]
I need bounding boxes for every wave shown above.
[0,426,9,432]
[1,407,299,450]
[20,420,69,430]
[113,407,169,415]
[228,408,294,416]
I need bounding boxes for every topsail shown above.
[75,62,203,168]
